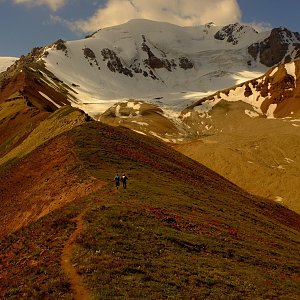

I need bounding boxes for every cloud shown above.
[12,0,68,11]
[60,0,241,33]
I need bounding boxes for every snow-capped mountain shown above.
[41,19,270,115]
[1,19,300,139]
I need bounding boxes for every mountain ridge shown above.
[1,115,300,298]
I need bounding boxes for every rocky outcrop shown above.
[101,48,133,77]
[53,39,67,52]
[83,47,96,60]
[248,28,300,67]
[140,36,194,74]
[142,41,176,72]
[179,57,193,70]
[83,47,100,68]
[215,23,258,45]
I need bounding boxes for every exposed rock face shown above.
[179,57,194,70]
[54,39,67,52]
[98,35,194,80]
[248,28,300,67]
[83,47,100,68]
[83,47,96,60]
[215,23,258,45]
[140,36,194,73]
[141,40,176,72]
[101,48,133,77]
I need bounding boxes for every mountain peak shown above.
[214,23,258,45]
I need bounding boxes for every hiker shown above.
[121,174,128,189]
[114,174,120,189]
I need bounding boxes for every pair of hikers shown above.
[114,174,128,189]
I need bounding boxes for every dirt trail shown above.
[61,211,91,300]
[61,182,116,299]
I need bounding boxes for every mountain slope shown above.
[0,106,92,238]
[1,120,300,299]
[184,60,300,121]
[1,19,300,216]
[173,60,300,214]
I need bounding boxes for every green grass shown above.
[68,122,300,299]
[1,121,300,299]
[71,184,300,299]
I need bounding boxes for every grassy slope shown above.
[1,122,300,299]
[174,133,300,215]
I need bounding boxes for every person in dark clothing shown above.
[121,174,128,189]
[114,174,120,189]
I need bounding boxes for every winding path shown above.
[61,212,91,300]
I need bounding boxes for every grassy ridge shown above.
[1,121,300,299]
[70,123,300,299]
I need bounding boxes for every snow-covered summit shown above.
[40,19,276,116]
[90,19,262,50]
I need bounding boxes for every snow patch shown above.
[149,131,171,142]
[275,196,283,202]
[38,91,61,108]
[127,102,141,110]
[0,57,18,73]
[266,104,277,119]
[285,62,296,82]
[182,112,191,119]
[269,67,278,77]
[131,121,149,126]
[132,130,146,135]
[245,110,260,118]
[284,157,294,164]
[195,96,222,114]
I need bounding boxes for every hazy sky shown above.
[1,0,300,57]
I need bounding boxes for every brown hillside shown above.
[0,58,75,158]
[187,59,300,119]
[1,121,300,298]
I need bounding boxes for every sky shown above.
[1,0,300,57]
